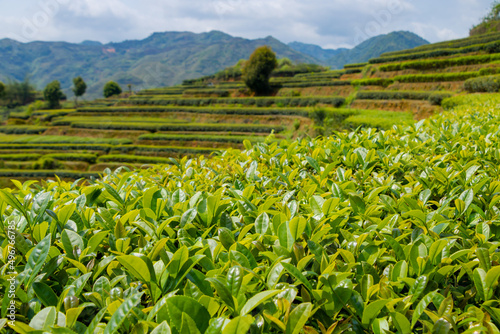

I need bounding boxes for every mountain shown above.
[289,31,429,68]
[287,42,348,62]
[0,31,317,99]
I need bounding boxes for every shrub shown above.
[242,46,278,95]
[356,90,453,101]
[393,72,480,83]
[428,92,448,106]
[72,77,87,106]
[32,157,64,170]
[293,119,301,131]
[103,81,122,98]
[463,75,500,92]
[351,78,394,87]
[43,80,65,109]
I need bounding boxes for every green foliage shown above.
[32,156,64,170]
[0,81,5,97]
[0,125,48,135]
[3,98,500,332]
[96,154,175,164]
[242,46,278,95]
[428,92,449,106]
[67,120,284,134]
[72,77,87,106]
[103,81,122,98]
[183,89,230,97]
[43,80,65,109]
[78,105,310,116]
[344,62,369,69]
[0,78,37,107]
[393,72,480,83]
[356,90,453,102]
[129,96,345,108]
[371,39,500,64]
[139,134,265,144]
[382,31,500,57]
[0,153,42,161]
[378,53,500,71]
[272,63,327,77]
[464,75,500,92]
[313,108,413,134]
[0,134,131,145]
[351,78,393,87]
[471,1,500,35]
[441,93,500,110]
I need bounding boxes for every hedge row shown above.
[0,169,99,179]
[356,90,453,102]
[392,71,480,83]
[344,68,363,74]
[0,153,42,161]
[69,122,284,133]
[279,80,352,88]
[183,89,230,97]
[0,143,218,155]
[111,145,218,155]
[0,144,113,152]
[96,154,175,164]
[381,32,500,57]
[128,96,346,108]
[378,53,500,71]
[0,135,132,145]
[343,62,368,69]
[351,78,393,87]
[2,153,99,164]
[136,88,185,96]
[76,106,310,117]
[463,75,500,93]
[138,134,265,143]
[52,116,186,127]
[370,39,500,64]
[0,126,48,135]
[44,153,98,163]
[294,71,344,79]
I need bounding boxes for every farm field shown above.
[1,31,500,334]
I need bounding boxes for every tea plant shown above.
[0,96,500,333]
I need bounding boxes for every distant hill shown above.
[289,31,429,68]
[0,31,317,98]
[287,42,348,62]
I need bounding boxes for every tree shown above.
[103,81,122,98]
[44,80,64,109]
[0,81,5,98]
[470,1,500,35]
[242,46,278,95]
[72,76,87,107]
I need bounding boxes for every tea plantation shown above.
[1,32,500,184]
[1,93,500,333]
[1,33,500,333]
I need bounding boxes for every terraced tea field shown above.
[1,32,500,185]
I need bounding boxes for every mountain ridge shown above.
[288,31,429,68]
[0,30,428,98]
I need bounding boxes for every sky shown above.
[0,0,495,49]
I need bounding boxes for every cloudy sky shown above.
[0,0,494,49]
